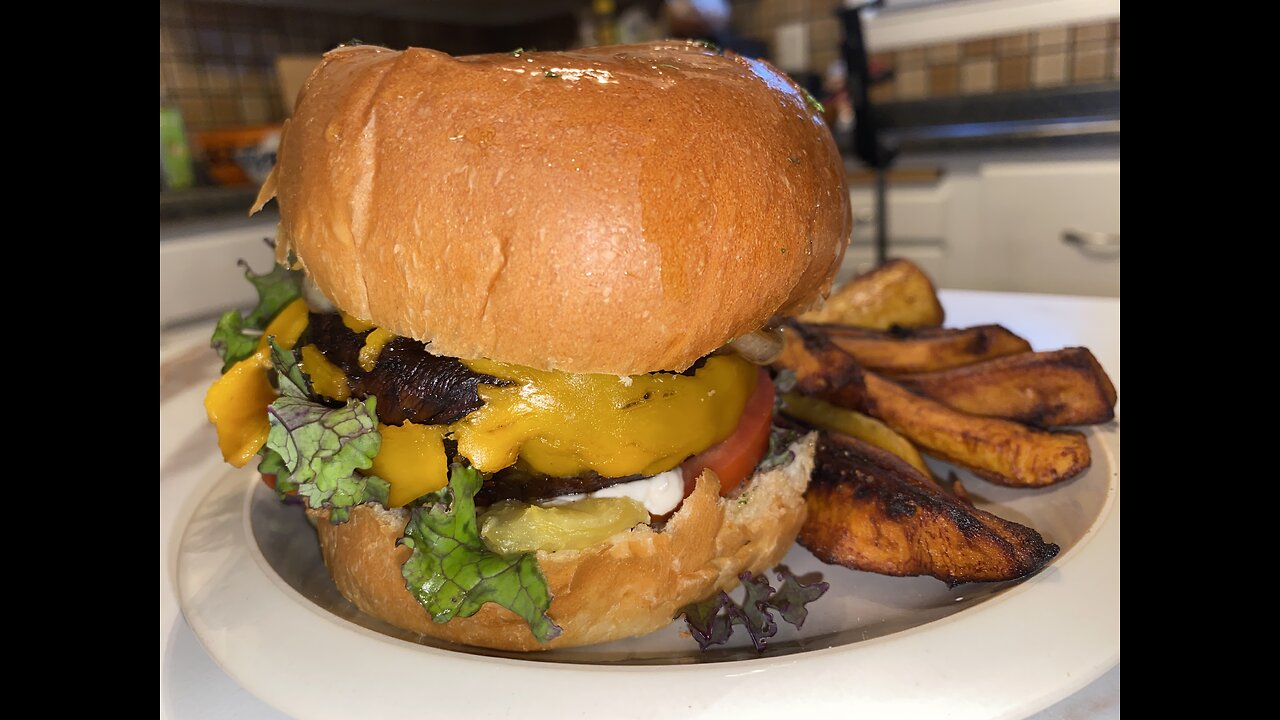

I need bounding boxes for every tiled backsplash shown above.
[159,0,576,133]
[869,20,1118,102]
[732,0,846,73]
[161,0,1119,134]
[159,0,287,132]
[729,0,1118,102]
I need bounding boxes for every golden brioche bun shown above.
[310,434,816,651]
[257,42,850,374]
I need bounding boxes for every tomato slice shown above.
[259,473,298,496]
[681,368,775,496]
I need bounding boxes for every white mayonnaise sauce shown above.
[546,467,685,516]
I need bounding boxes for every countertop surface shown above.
[160,291,1119,719]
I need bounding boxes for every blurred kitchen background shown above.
[160,0,1119,328]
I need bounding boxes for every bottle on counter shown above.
[160,107,195,191]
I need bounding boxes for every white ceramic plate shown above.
[173,289,1120,718]
[176,423,1118,719]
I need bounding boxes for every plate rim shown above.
[176,425,1119,719]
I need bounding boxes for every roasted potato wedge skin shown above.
[810,323,1032,374]
[776,326,1090,487]
[776,323,867,408]
[801,258,945,329]
[896,348,1118,426]
[946,472,974,507]
[862,372,1090,487]
[800,432,1060,584]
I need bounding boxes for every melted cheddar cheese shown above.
[370,422,449,506]
[298,344,351,401]
[451,356,757,477]
[206,311,756,513]
[204,299,309,467]
[358,328,396,372]
[338,312,397,371]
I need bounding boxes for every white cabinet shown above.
[159,217,279,327]
[981,161,1120,296]
[841,149,1120,297]
[839,184,951,284]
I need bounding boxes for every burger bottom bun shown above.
[310,434,816,651]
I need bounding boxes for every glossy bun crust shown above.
[310,434,816,651]
[259,43,850,374]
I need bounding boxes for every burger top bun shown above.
[257,42,850,375]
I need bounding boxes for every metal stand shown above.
[839,2,897,266]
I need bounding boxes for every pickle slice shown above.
[479,497,648,554]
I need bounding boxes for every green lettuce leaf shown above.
[269,337,310,400]
[242,259,302,327]
[210,311,260,373]
[210,259,303,372]
[257,447,294,496]
[263,340,389,523]
[400,464,561,643]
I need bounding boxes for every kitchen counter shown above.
[160,186,264,224]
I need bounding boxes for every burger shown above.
[204,41,850,651]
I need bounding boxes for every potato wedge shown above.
[810,323,1032,374]
[775,323,867,408]
[775,326,1091,487]
[945,472,974,507]
[800,431,1060,584]
[801,258,945,329]
[780,392,931,476]
[862,373,1090,487]
[896,348,1118,426]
